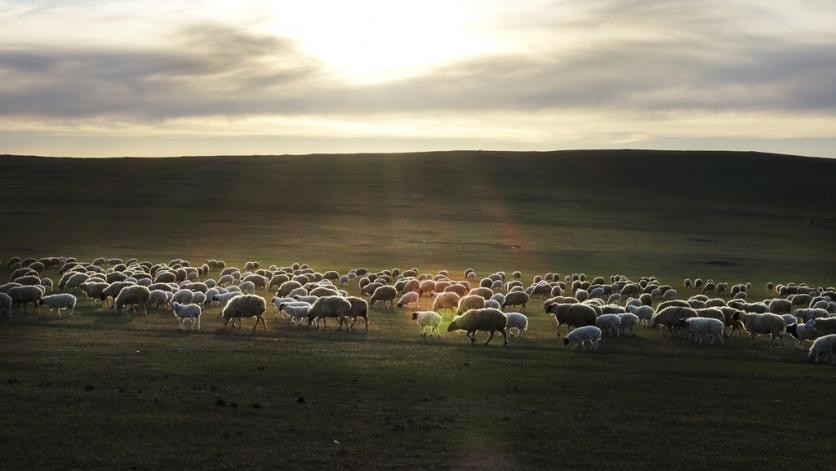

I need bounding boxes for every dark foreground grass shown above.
[2,275,836,470]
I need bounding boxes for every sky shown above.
[1,0,835,157]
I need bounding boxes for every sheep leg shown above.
[468,331,476,345]
[500,328,508,346]
[484,330,495,346]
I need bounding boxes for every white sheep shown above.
[484,299,502,310]
[37,293,77,316]
[808,334,836,364]
[412,311,442,337]
[504,312,529,336]
[627,304,654,325]
[595,313,622,336]
[270,296,296,317]
[171,302,202,331]
[171,289,195,305]
[617,312,640,335]
[279,302,312,326]
[397,291,419,308]
[682,317,724,345]
[786,319,819,350]
[563,325,602,351]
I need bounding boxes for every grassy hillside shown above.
[2,150,836,470]
[1,150,834,286]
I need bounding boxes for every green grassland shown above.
[1,150,836,470]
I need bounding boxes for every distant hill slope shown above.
[1,150,834,282]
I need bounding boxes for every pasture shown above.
[1,150,836,470]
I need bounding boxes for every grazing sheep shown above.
[793,308,829,322]
[412,311,442,337]
[308,296,352,330]
[735,312,787,348]
[222,294,267,331]
[545,303,597,336]
[504,312,529,336]
[682,317,724,345]
[596,313,622,336]
[115,286,151,315]
[369,286,397,309]
[432,292,461,317]
[397,291,420,308]
[651,306,698,336]
[811,318,836,336]
[171,289,195,305]
[171,302,202,331]
[768,299,793,315]
[457,294,485,314]
[662,289,678,301]
[684,278,692,288]
[627,304,654,325]
[8,285,44,315]
[278,302,312,326]
[447,308,508,346]
[501,291,530,312]
[808,334,836,364]
[0,292,12,317]
[38,293,77,316]
[346,296,370,331]
[563,325,602,352]
[617,313,640,335]
[147,290,171,310]
[786,319,819,349]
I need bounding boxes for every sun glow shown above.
[260,0,507,82]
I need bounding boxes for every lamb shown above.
[504,312,529,336]
[545,303,597,336]
[596,313,622,336]
[8,285,44,315]
[0,292,13,317]
[115,286,151,315]
[412,311,442,337]
[562,325,602,351]
[221,294,267,330]
[278,302,312,326]
[307,295,352,330]
[735,312,786,348]
[681,317,724,345]
[786,319,819,349]
[37,293,77,316]
[457,294,485,314]
[346,296,370,331]
[501,291,530,312]
[171,302,202,331]
[397,291,419,308]
[808,334,836,364]
[432,292,460,317]
[617,313,640,335]
[627,304,654,325]
[446,308,508,346]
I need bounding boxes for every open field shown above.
[1,150,835,284]
[2,150,836,469]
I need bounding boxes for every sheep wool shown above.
[446,308,508,346]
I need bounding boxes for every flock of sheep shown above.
[2,255,836,364]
